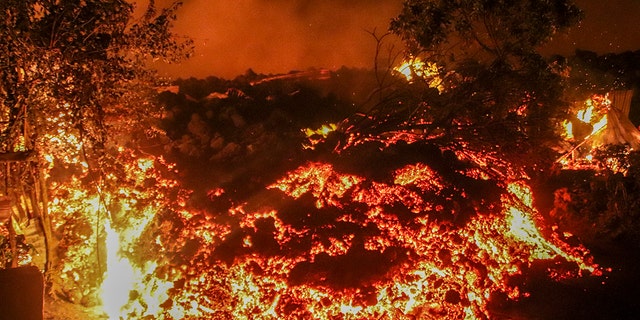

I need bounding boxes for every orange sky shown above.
[542,0,640,56]
[147,0,640,79]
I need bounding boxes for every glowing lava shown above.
[45,109,601,319]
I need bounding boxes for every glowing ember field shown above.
[38,70,640,320]
[44,125,604,319]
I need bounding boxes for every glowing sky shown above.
[149,0,640,79]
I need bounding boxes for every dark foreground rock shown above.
[0,265,43,320]
[489,241,640,320]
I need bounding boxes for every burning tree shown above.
[388,0,583,174]
[0,0,191,306]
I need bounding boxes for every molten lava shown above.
[44,105,601,319]
[75,153,596,319]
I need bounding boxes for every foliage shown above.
[0,0,191,299]
[0,233,34,268]
[390,0,582,66]
[0,0,192,155]
[383,0,583,174]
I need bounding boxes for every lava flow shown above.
[44,90,600,319]
[55,146,597,319]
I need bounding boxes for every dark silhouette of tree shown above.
[385,0,583,174]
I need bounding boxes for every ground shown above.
[44,298,105,320]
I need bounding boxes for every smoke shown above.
[148,0,640,79]
[151,0,403,79]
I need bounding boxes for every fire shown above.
[563,95,609,139]
[303,123,338,149]
[395,57,426,81]
[576,104,594,123]
[40,98,601,319]
[591,114,608,135]
[47,149,194,318]
[101,219,135,319]
[559,94,612,167]
[100,196,177,319]
[562,120,574,140]
[394,57,444,92]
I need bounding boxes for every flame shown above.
[562,120,574,140]
[564,95,609,139]
[576,104,594,123]
[559,94,612,168]
[47,151,193,318]
[591,114,608,135]
[101,219,135,319]
[394,57,444,92]
[100,203,176,319]
[303,123,337,149]
[96,157,188,319]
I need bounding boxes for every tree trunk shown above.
[36,164,54,278]
[6,218,17,269]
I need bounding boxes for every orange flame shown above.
[303,123,338,150]
[559,94,612,168]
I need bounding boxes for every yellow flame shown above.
[395,59,426,81]
[560,94,611,168]
[303,123,337,138]
[394,57,443,91]
[101,219,135,319]
[562,120,574,140]
[303,123,338,149]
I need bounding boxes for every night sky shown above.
[149,0,640,79]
